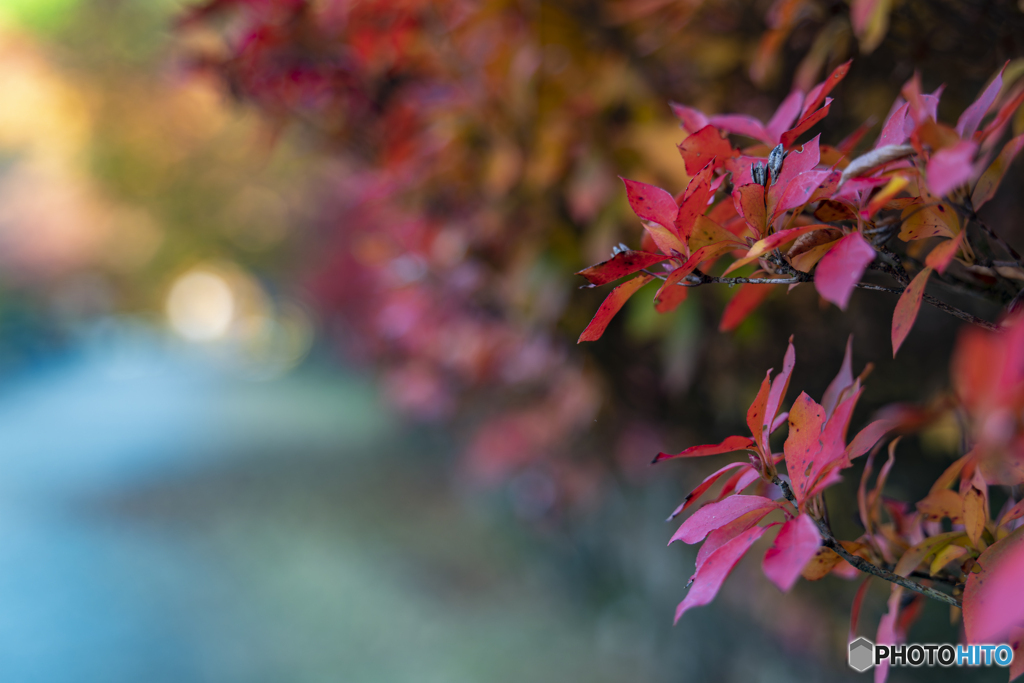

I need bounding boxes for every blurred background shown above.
[0,0,1021,681]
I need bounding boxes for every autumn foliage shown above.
[576,49,1024,680]
[178,0,1024,677]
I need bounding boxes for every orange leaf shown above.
[732,183,767,238]
[578,274,654,343]
[891,267,931,357]
[972,134,1024,210]
[924,232,965,275]
[962,486,987,549]
[916,488,964,523]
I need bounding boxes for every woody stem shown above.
[770,476,962,608]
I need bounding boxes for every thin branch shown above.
[771,476,962,608]
[640,261,999,330]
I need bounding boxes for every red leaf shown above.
[762,513,822,592]
[814,232,876,310]
[674,525,768,623]
[669,102,709,133]
[667,462,749,520]
[670,495,781,545]
[808,389,864,499]
[924,232,964,275]
[849,578,872,641]
[675,161,717,241]
[654,434,755,462]
[801,60,851,119]
[719,282,778,331]
[766,90,805,143]
[746,370,772,452]
[706,114,772,145]
[678,125,735,175]
[653,278,688,313]
[577,274,653,343]
[891,267,931,357]
[622,178,678,231]
[964,525,1024,643]
[927,140,978,197]
[577,250,668,286]
[956,63,1006,140]
[780,100,832,149]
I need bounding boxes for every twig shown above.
[771,476,962,608]
[639,264,999,330]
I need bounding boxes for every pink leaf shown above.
[766,90,805,143]
[654,435,755,463]
[814,232,876,310]
[674,525,768,623]
[876,102,909,148]
[707,114,772,145]
[667,462,749,520]
[891,267,931,357]
[695,511,774,573]
[577,251,668,286]
[821,335,854,417]
[874,586,904,683]
[669,102,709,133]
[964,524,1024,644]
[578,274,653,343]
[762,337,796,453]
[927,140,978,198]
[773,170,838,221]
[956,64,1006,140]
[622,178,678,231]
[670,495,781,545]
[762,513,822,592]
[846,417,899,460]
[770,136,821,197]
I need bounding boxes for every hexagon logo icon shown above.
[849,637,875,672]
